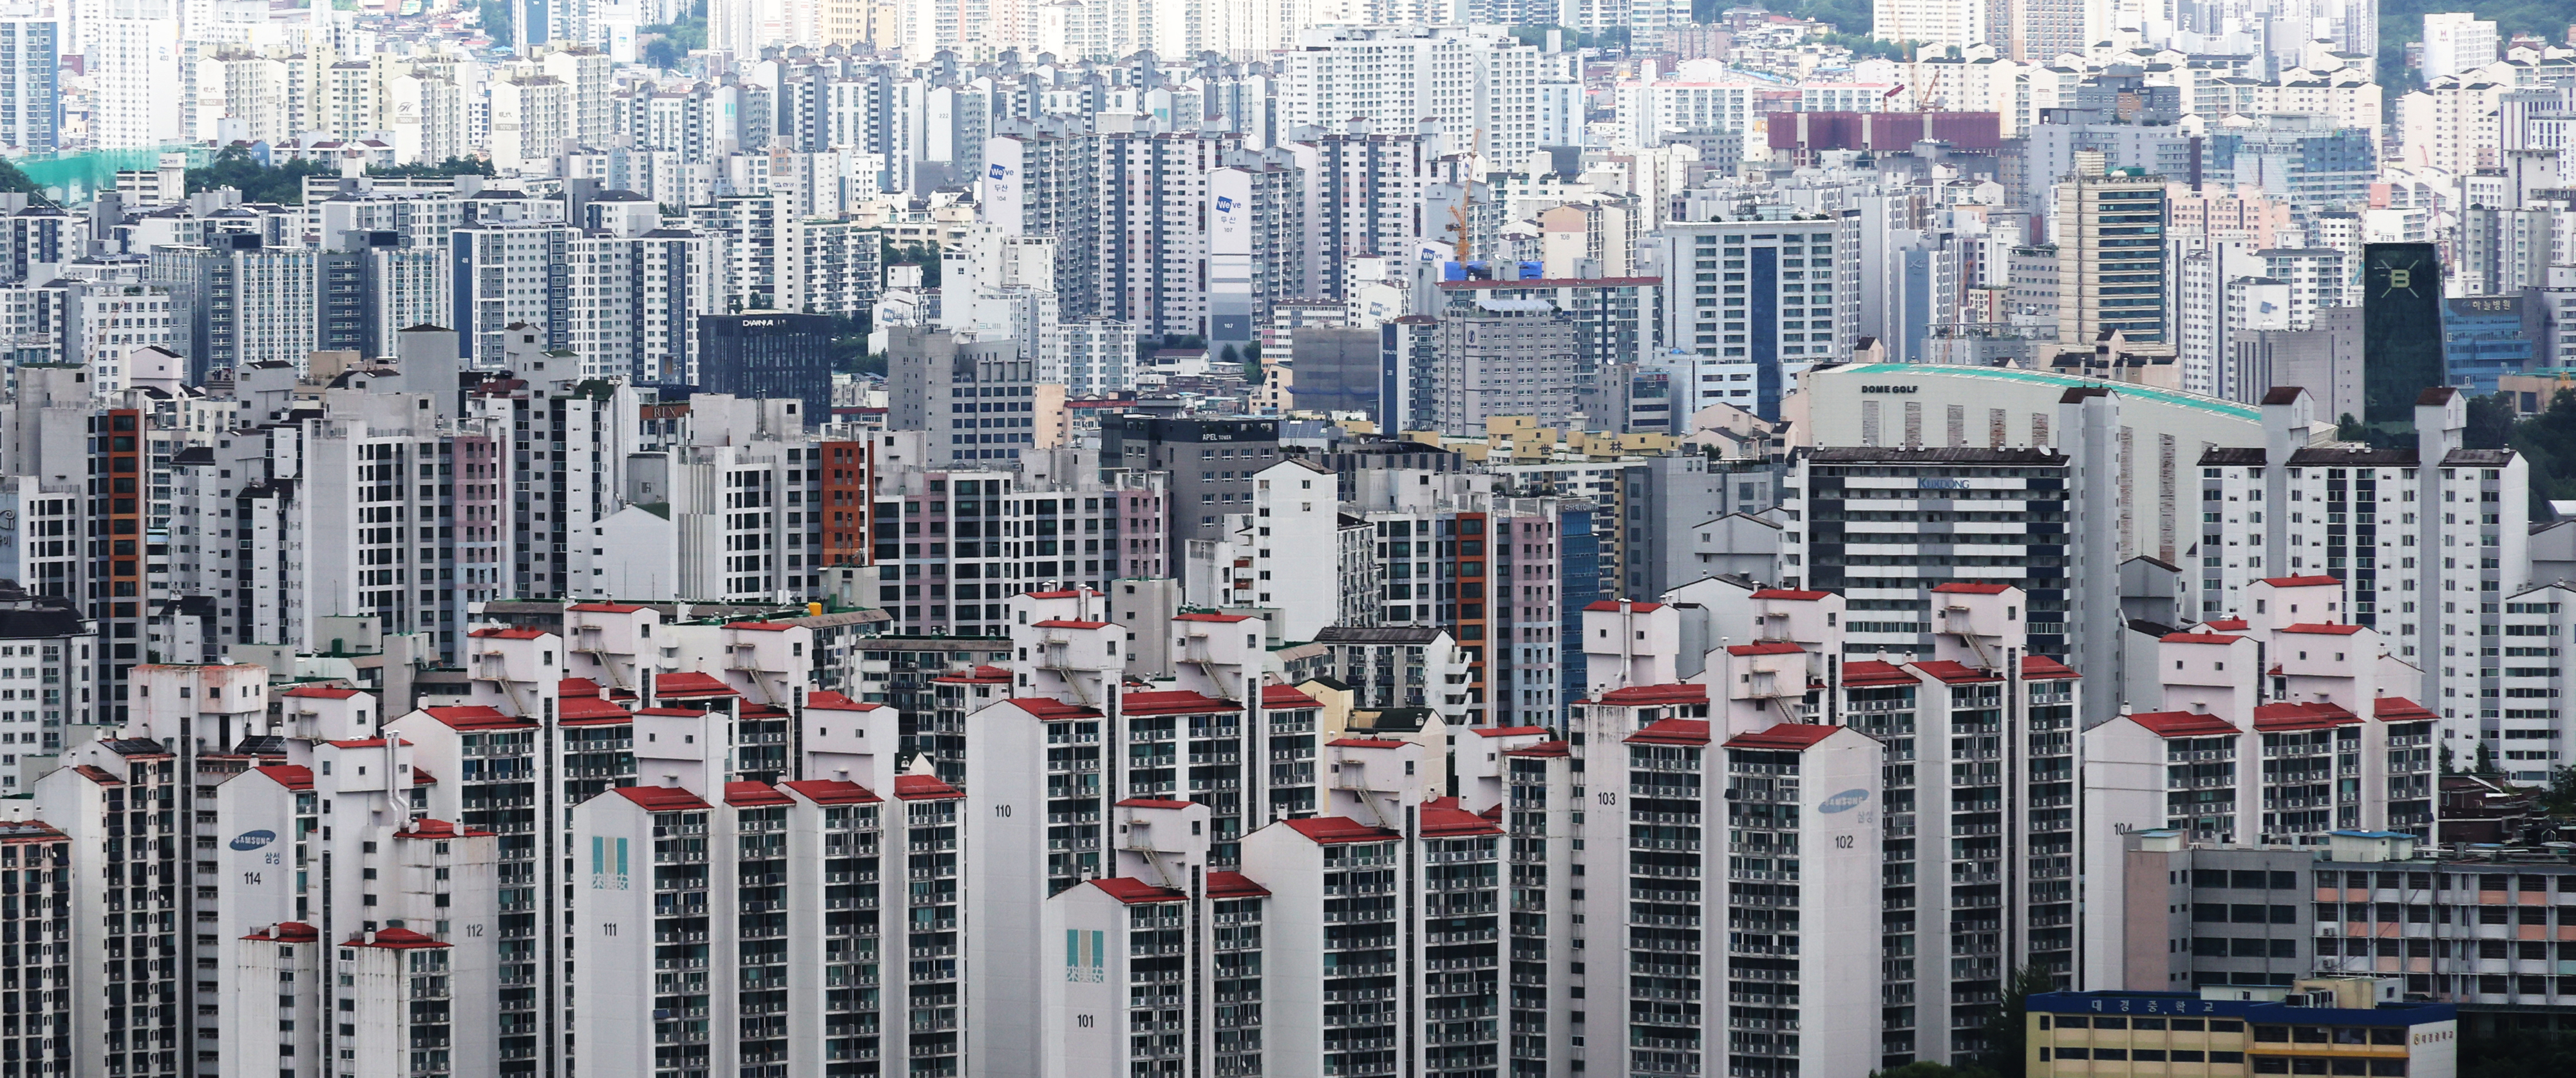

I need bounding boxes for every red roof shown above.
[804,690,884,712]
[283,686,363,699]
[2259,576,2341,588]
[2161,631,2244,645]
[558,695,632,724]
[1328,737,1409,749]
[635,707,706,718]
[1009,697,1104,721]
[560,677,605,697]
[895,775,965,800]
[2021,655,2080,680]
[1027,589,1100,600]
[1472,726,1551,738]
[2202,619,2249,632]
[242,923,319,943]
[724,781,793,808]
[1121,690,1237,716]
[1173,611,1255,623]
[1116,798,1196,809]
[613,786,712,811]
[1583,600,1665,612]
[1262,685,1321,708]
[410,768,437,786]
[1726,641,1806,656]
[1625,719,1712,746]
[1422,806,1504,837]
[1207,871,1271,898]
[1034,619,1112,630]
[2282,623,2363,636]
[1281,817,1402,844]
[1090,877,1188,904]
[2374,697,2436,723]
[1913,659,1999,684]
[782,779,882,805]
[417,705,536,731]
[655,672,741,699]
[325,738,395,748]
[2128,711,2240,738]
[469,627,549,639]
[569,603,647,613]
[2252,701,2360,732]
[346,927,449,950]
[1592,683,1709,706]
[724,620,797,632]
[1932,582,2011,594]
[933,665,1012,684]
[1504,740,1572,758]
[1723,723,1841,750]
[1841,660,1919,687]
[253,764,314,791]
[1750,589,1832,600]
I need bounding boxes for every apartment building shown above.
[2189,388,2530,751]
[1306,625,1475,726]
[2118,829,2576,1013]
[570,705,968,1078]
[0,818,70,1075]
[2083,579,2441,991]
[1647,218,1857,421]
[865,442,1166,638]
[1569,582,2080,1069]
[965,590,1327,1075]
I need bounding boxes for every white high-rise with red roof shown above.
[1559,580,2088,1070]
[2081,607,2440,990]
[965,589,1327,1078]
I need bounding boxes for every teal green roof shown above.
[1826,364,2262,422]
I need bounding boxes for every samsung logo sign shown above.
[1859,384,1918,394]
[231,830,277,851]
[1819,789,1870,814]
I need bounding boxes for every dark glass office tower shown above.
[2362,243,2445,431]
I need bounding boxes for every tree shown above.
[2460,1024,2576,1078]
[2541,765,2576,815]
[824,314,882,376]
[0,157,41,198]
[368,157,494,180]
[1972,961,2054,1078]
[641,0,708,68]
[185,145,337,204]
[2465,392,2515,451]
[882,240,941,288]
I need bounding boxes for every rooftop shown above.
[1821,363,2262,422]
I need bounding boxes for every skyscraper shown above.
[0,15,59,153]
[2053,167,2170,347]
[2361,243,2445,431]
[1651,218,1857,421]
